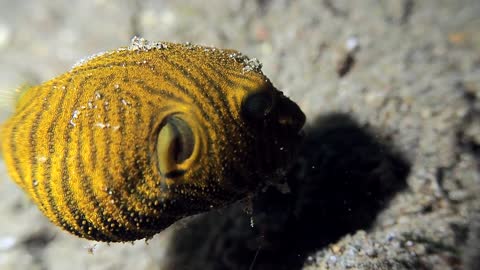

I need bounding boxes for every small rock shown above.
[0,236,17,251]
[0,24,11,49]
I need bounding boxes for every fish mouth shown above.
[252,123,306,180]
[295,128,306,142]
[241,89,306,187]
[259,95,306,176]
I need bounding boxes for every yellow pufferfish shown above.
[0,37,305,242]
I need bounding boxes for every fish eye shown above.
[241,91,274,121]
[156,115,195,178]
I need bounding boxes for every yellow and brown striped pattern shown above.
[0,38,305,242]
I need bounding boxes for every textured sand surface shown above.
[0,1,479,269]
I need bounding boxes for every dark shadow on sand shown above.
[165,113,410,270]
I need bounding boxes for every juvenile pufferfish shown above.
[0,37,305,242]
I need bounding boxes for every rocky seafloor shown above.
[0,0,479,269]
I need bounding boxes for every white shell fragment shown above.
[72,51,108,69]
[228,52,263,73]
[128,36,167,51]
[242,58,263,73]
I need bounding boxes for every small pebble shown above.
[345,36,360,52]
[0,24,12,49]
[0,236,17,251]
[448,190,470,202]
[328,255,337,263]
[365,248,378,257]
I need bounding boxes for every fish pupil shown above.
[242,91,274,121]
[168,116,194,164]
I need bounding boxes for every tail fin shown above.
[0,123,3,160]
[0,83,31,114]
[0,84,31,159]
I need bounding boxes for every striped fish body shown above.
[0,39,305,242]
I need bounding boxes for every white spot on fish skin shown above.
[228,52,247,61]
[95,122,111,129]
[121,99,130,106]
[95,91,103,100]
[69,110,81,127]
[35,156,48,163]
